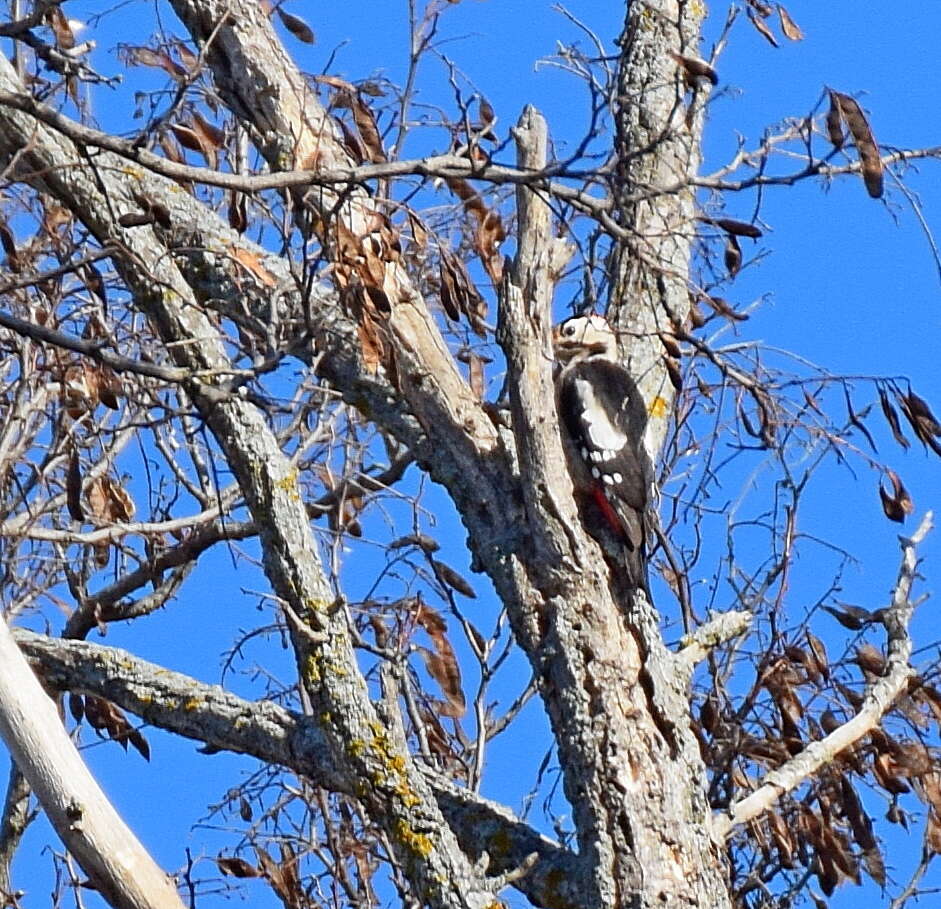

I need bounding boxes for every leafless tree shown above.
[0,2,940,908]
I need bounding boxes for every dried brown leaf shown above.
[878,387,910,450]
[217,856,260,878]
[431,559,476,598]
[277,8,315,44]
[854,643,886,677]
[822,603,875,630]
[724,235,742,277]
[879,469,914,523]
[825,91,845,149]
[748,8,780,46]
[670,52,719,86]
[119,45,187,80]
[776,5,804,40]
[349,95,386,164]
[698,215,763,239]
[228,246,278,288]
[805,631,830,681]
[67,446,83,522]
[830,91,883,198]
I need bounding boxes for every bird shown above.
[552,314,652,587]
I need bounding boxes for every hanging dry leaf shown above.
[776,5,804,40]
[413,601,465,717]
[830,91,883,198]
[228,246,278,288]
[431,559,476,598]
[822,603,876,631]
[67,446,83,522]
[878,387,910,449]
[217,856,260,878]
[825,92,845,149]
[697,215,763,239]
[724,235,742,277]
[670,52,719,87]
[119,45,187,81]
[747,9,780,47]
[348,94,386,163]
[805,631,830,681]
[700,295,749,322]
[277,8,315,44]
[879,469,914,523]
[46,6,76,50]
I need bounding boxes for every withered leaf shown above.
[854,643,886,677]
[413,601,465,717]
[389,533,440,553]
[830,91,883,198]
[217,856,260,878]
[128,728,150,761]
[431,559,476,598]
[228,246,278,288]
[776,5,804,40]
[899,390,941,451]
[407,209,429,249]
[658,332,682,359]
[747,8,780,47]
[825,91,845,149]
[68,692,84,723]
[872,752,910,795]
[928,813,941,856]
[879,469,914,524]
[822,603,875,630]
[255,847,293,903]
[724,235,742,277]
[46,7,76,50]
[418,646,465,718]
[277,8,315,44]
[698,215,763,239]
[349,94,386,164]
[67,445,83,522]
[878,387,910,449]
[118,212,154,229]
[805,631,829,681]
[665,356,683,392]
[438,248,487,337]
[119,45,187,80]
[0,218,18,271]
[239,797,253,822]
[228,191,248,234]
[670,52,719,87]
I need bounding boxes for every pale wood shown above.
[0,617,184,909]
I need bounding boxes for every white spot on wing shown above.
[591,467,600,479]
[602,473,614,485]
[613,472,623,484]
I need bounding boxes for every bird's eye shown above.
[563,324,576,336]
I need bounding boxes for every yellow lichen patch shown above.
[648,395,669,419]
[274,469,301,500]
[394,818,434,858]
[182,697,200,711]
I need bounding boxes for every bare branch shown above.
[715,512,933,839]
[0,618,185,909]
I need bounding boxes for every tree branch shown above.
[0,619,185,909]
[714,512,933,839]
[15,630,581,909]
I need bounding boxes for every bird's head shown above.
[553,315,618,362]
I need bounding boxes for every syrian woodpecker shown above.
[553,314,652,586]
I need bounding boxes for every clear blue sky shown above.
[4,2,941,907]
